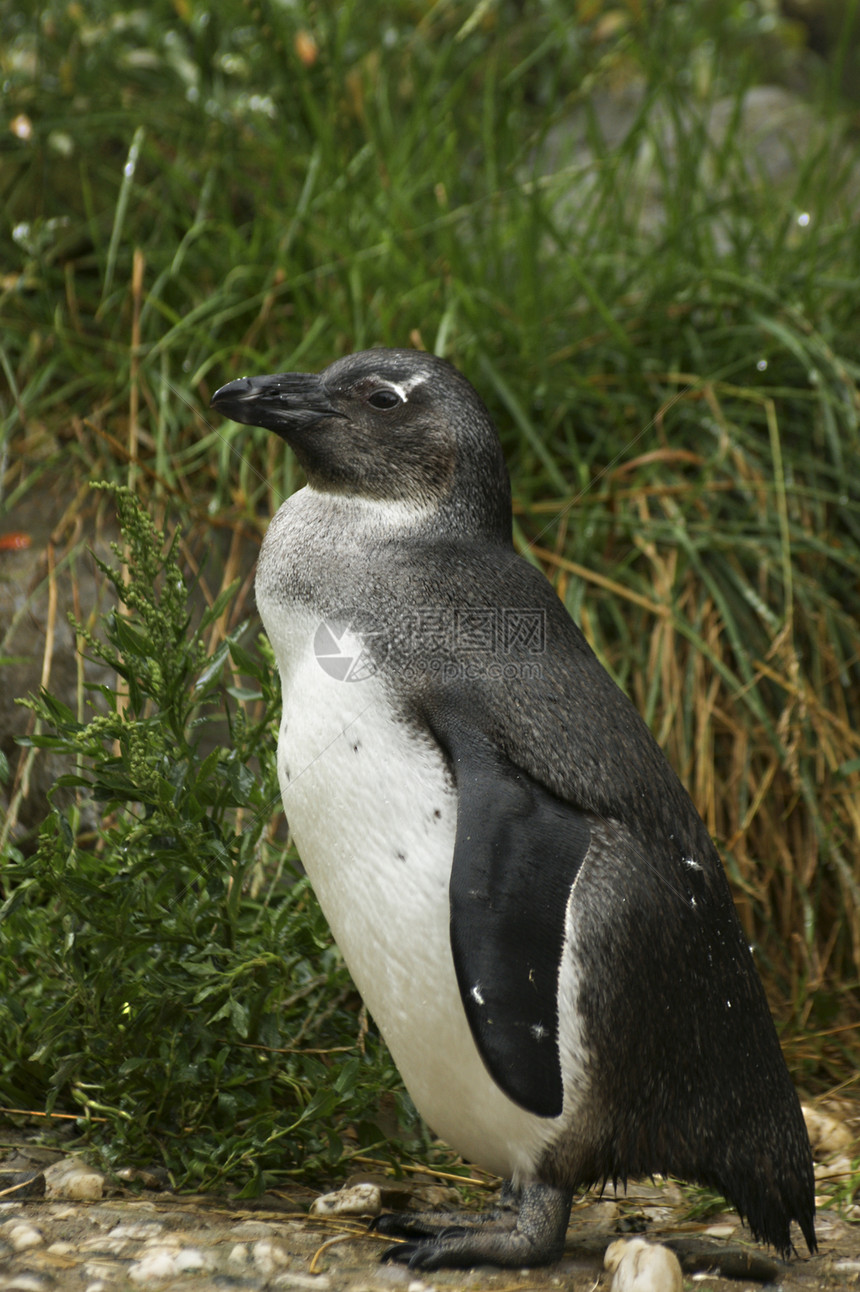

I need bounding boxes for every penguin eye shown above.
[366,387,402,411]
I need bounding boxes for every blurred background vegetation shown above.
[1,0,858,1198]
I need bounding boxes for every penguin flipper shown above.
[377,1182,572,1270]
[430,711,591,1119]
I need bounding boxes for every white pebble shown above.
[65,1171,104,1200]
[310,1182,382,1217]
[604,1237,683,1292]
[128,1249,178,1283]
[43,1158,104,1201]
[227,1242,249,1265]
[173,1247,211,1272]
[7,1222,44,1251]
[253,1238,290,1275]
[107,1222,163,1240]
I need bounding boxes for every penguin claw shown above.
[379,1237,464,1269]
[374,1217,474,1267]
[377,1229,560,1271]
[372,1183,573,1270]
[372,1211,509,1239]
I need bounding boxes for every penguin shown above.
[210,349,816,1271]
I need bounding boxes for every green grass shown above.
[1,0,859,1192]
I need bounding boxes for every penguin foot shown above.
[376,1182,572,1270]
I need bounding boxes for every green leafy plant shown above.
[0,485,423,1189]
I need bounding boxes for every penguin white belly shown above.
[271,619,561,1181]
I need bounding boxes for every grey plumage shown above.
[211,348,816,1269]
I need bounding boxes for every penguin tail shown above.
[724,1153,817,1259]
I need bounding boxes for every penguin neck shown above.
[255,482,512,633]
[303,483,438,538]
[298,480,511,546]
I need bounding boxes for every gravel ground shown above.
[1,1137,858,1292]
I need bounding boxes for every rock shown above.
[0,1275,54,1292]
[803,1104,854,1157]
[105,1222,164,1241]
[43,1158,104,1202]
[252,1238,291,1276]
[604,1237,683,1292]
[128,1249,177,1283]
[127,1245,212,1283]
[531,81,860,249]
[172,1247,210,1272]
[814,1154,853,1182]
[5,1223,45,1253]
[310,1182,382,1217]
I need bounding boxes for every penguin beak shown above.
[209,373,344,437]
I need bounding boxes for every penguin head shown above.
[211,348,512,541]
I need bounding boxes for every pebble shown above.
[128,1249,176,1283]
[128,1245,213,1282]
[604,1237,683,1292]
[252,1237,290,1275]
[107,1221,164,1240]
[310,1183,382,1217]
[5,1223,44,1252]
[803,1104,854,1157]
[43,1159,105,1202]
[115,1166,169,1190]
[814,1154,853,1182]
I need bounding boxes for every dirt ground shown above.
[1,1138,858,1292]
